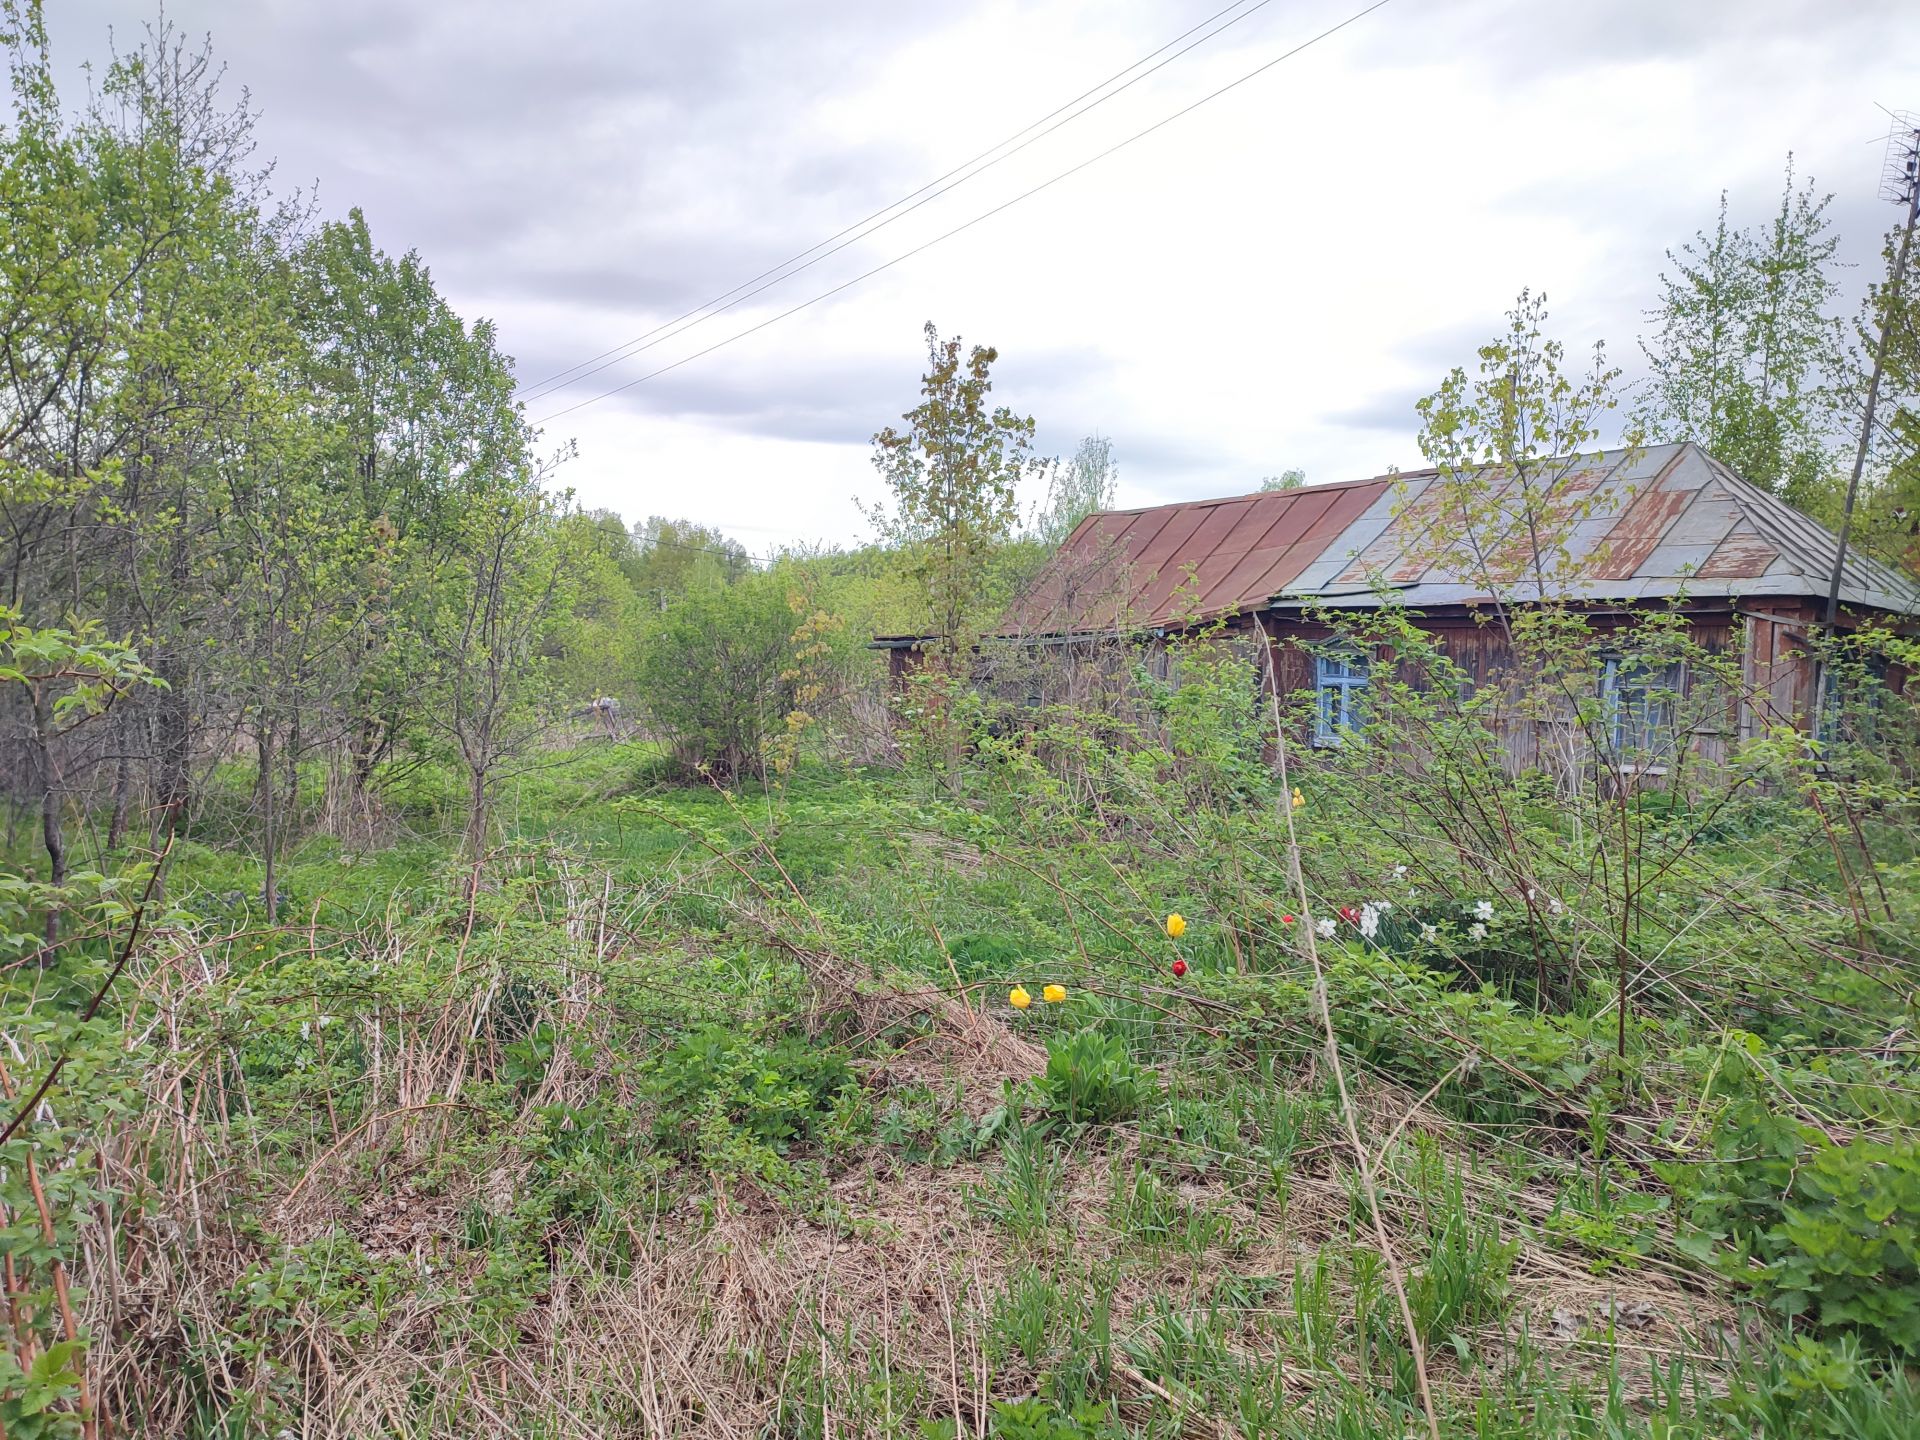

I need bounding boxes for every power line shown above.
[533,0,1394,428]
[519,0,1277,405]
[632,532,778,565]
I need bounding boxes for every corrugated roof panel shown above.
[998,443,1920,636]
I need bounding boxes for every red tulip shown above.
[1171,958,1188,978]
[1281,913,1295,924]
[1338,906,1359,925]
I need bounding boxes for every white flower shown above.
[1315,918,1337,939]
[1420,923,1439,944]
[1473,899,1495,922]
[300,1021,311,1040]
[1359,903,1382,939]
[1547,897,1566,917]
[1468,922,1488,941]
[1393,864,1409,879]
[1526,887,1538,901]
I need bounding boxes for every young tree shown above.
[1845,222,1920,576]
[1260,468,1306,492]
[1636,160,1849,507]
[1414,288,1628,617]
[291,209,530,813]
[866,322,1049,655]
[421,483,579,860]
[0,608,155,944]
[1035,434,1117,546]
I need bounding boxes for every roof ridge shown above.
[1698,450,1920,606]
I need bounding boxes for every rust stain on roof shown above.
[1004,478,1395,632]
[1591,488,1690,579]
[1696,530,1779,578]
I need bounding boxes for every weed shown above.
[1035,1029,1153,1126]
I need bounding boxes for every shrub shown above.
[636,573,796,781]
[1672,1086,1920,1358]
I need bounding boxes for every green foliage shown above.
[971,1118,1066,1241]
[987,1398,1116,1439]
[624,515,753,605]
[1034,1029,1152,1126]
[0,1340,85,1440]
[645,1023,856,1175]
[1034,434,1118,548]
[1398,1168,1519,1353]
[1413,287,1630,603]
[1635,161,1849,507]
[1673,1084,1920,1357]
[635,571,798,781]
[866,321,1049,651]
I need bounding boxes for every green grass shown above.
[7,738,1920,1438]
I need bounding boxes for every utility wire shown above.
[519,0,1276,405]
[534,0,1394,427]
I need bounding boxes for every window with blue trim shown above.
[1314,650,1369,745]
[1813,651,1889,749]
[1599,655,1683,763]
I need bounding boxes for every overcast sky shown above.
[49,0,1920,555]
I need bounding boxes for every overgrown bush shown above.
[636,572,797,781]
[1672,1077,1920,1358]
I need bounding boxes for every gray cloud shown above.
[45,0,1920,547]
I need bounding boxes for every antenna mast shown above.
[1825,111,1920,630]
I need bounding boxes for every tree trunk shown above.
[258,719,278,923]
[464,762,490,861]
[106,743,133,854]
[283,707,301,829]
[29,683,66,950]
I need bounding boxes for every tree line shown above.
[4,1,1916,938]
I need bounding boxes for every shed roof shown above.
[1004,442,1920,635]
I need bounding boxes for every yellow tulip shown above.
[1291,787,1305,809]
[1165,913,1186,939]
[1042,984,1067,1004]
[1009,986,1032,1010]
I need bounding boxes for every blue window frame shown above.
[1813,652,1889,749]
[1314,650,1369,745]
[1599,656,1682,763]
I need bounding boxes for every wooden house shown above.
[877,443,1920,770]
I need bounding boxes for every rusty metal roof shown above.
[1006,442,1920,634]
[1003,473,1394,633]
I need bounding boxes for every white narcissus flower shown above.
[1473,899,1495,922]
[1420,923,1439,943]
[1468,922,1488,941]
[1315,918,1337,939]
[1359,903,1382,939]
[1393,864,1409,879]
[1547,897,1566,917]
